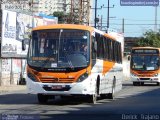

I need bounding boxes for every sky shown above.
[91,0,160,37]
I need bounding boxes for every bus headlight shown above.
[27,73,38,82]
[131,73,137,77]
[77,73,89,82]
[154,74,158,77]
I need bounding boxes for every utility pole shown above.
[154,6,157,32]
[107,0,109,30]
[101,15,103,30]
[94,0,97,28]
[122,18,124,34]
[102,0,114,32]
[90,0,102,28]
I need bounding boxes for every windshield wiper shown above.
[142,63,147,70]
[40,54,55,68]
[64,52,74,69]
[58,29,62,62]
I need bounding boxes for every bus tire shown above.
[97,76,100,95]
[87,94,97,104]
[107,87,115,99]
[133,82,139,86]
[108,77,116,99]
[37,94,48,104]
[87,85,97,104]
[100,94,107,99]
[156,82,160,86]
[133,82,136,86]
[141,82,144,86]
[133,82,141,86]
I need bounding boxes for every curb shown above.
[0,85,26,94]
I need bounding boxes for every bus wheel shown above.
[156,82,160,86]
[108,77,116,99]
[141,82,144,86]
[37,94,48,104]
[87,94,97,104]
[100,94,107,99]
[133,82,139,86]
[107,87,115,99]
[87,86,97,104]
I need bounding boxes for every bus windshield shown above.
[131,55,159,71]
[28,29,90,69]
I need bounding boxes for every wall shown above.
[0,58,26,86]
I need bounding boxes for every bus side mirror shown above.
[94,41,97,52]
[128,55,131,61]
[22,40,26,51]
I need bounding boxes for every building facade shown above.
[36,0,70,15]
[1,0,93,25]
[1,0,70,15]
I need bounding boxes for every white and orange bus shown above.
[23,24,123,104]
[130,47,160,86]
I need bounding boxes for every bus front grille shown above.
[40,78,75,83]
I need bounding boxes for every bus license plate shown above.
[51,85,62,90]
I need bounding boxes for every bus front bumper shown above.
[130,76,160,83]
[26,77,95,96]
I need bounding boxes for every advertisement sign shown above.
[120,0,159,6]
[1,10,19,57]
[1,10,58,58]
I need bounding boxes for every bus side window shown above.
[96,33,103,59]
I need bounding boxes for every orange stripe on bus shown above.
[103,60,115,75]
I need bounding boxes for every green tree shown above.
[52,11,84,24]
[137,30,160,47]
[53,11,65,23]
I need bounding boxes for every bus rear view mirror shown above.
[94,41,97,52]
[128,55,131,61]
[22,40,26,51]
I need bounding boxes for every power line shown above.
[101,18,160,22]
[94,22,160,25]
[123,19,160,22]
[107,23,160,26]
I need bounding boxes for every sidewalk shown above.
[0,85,26,94]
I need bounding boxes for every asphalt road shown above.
[0,80,160,120]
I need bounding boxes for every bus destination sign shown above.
[132,49,159,54]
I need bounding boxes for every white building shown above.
[1,0,30,12]
[1,0,93,24]
[32,0,72,15]
[1,0,71,15]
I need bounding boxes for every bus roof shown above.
[32,24,95,31]
[32,24,118,41]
